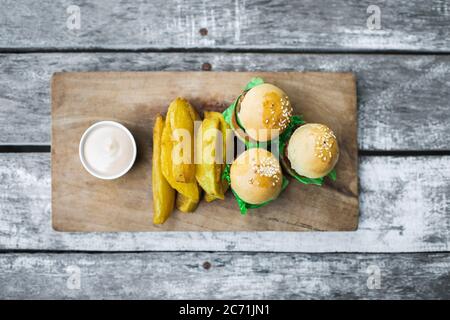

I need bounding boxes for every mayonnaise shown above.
[80,121,136,179]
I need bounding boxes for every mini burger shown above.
[229,148,285,211]
[231,82,293,143]
[281,123,339,184]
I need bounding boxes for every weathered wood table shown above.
[0,0,449,299]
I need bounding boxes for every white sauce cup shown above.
[79,121,137,180]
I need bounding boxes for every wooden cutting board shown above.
[52,72,358,232]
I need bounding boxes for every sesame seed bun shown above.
[230,148,283,205]
[237,83,293,142]
[286,124,339,179]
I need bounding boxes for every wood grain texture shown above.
[1,0,449,52]
[1,53,449,150]
[0,252,449,299]
[1,153,449,252]
[51,71,358,232]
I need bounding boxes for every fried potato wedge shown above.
[196,112,230,202]
[204,179,229,202]
[152,115,175,224]
[166,97,199,183]
[161,98,200,211]
[196,115,222,198]
[216,112,231,194]
[176,192,200,212]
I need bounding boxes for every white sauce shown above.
[82,124,135,178]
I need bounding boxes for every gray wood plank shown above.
[1,0,449,52]
[1,53,449,150]
[0,153,449,252]
[0,252,449,299]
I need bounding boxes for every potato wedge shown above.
[186,101,201,122]
[196,115,222,198]
[176,192,200,212]
[218,113,231,198]
[161,98,200,211]
[152,115,175,224]
[204,179,229,202]
[167,98,199,183]
[215,112,231,198]
[196,112,230,202]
